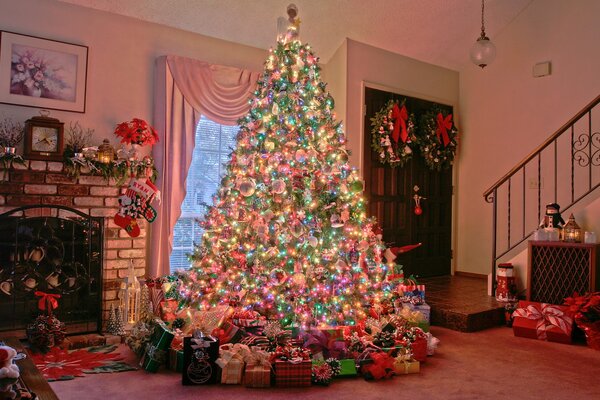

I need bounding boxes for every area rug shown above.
[29,345,137,381]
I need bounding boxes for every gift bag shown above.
[140,320,174,373]
[182,334,219,385]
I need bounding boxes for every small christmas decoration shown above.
[114,178,159,237]
[106,304,126,336]
[0,345,20,399]
[418,106,458,171]
[26,291,66,352]
[541,202,565,229]
[114,118,159,146]
[370,99,416,167]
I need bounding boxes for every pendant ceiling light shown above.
[470,0,496,68]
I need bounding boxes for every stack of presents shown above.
[127,275,439,388]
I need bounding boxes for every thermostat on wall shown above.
[533,61,551,78]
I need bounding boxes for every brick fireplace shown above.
[0,160,147,332]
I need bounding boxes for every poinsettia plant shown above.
[114,118,159,146]
[564,292,600,322]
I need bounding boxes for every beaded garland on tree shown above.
[369,99,416,167]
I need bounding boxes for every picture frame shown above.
[0,31,88,113]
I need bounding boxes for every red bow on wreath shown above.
[435,112,453,147]
[391,104,409,143]
[34,291,61,315]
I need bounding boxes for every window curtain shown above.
[151,55,260,277]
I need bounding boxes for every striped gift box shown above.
[244,363,271,388]
[274,360,312,387]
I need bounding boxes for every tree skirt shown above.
[29,345,137,381]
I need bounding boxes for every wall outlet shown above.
[528,177,543,189]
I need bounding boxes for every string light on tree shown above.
[182,5,391,327]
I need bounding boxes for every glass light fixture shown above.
[470,0,496,68]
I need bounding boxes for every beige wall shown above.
[0,0,266,152]
[457,0,600,279]
[322,40,347,138]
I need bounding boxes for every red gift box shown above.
[512,301,573,344]
[274,360,312,387]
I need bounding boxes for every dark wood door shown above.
[363,87,452,277]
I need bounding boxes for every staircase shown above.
[483,94,600,288]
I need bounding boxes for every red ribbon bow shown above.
[435,112,453,147]
[391,104,409,143]
[512,303,573,340]
[34,291,61,314]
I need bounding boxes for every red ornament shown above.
[414,206,423,215]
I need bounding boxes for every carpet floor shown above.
[49,326,600,400]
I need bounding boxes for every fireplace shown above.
[0,160,148,336]
[0,205,103,334]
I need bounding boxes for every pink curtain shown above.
[150,55,260,277]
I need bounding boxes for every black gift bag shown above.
[182,335,220,385]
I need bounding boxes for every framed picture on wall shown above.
[0,31,88,113]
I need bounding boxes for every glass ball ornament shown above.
[470,36,496,68]
[291,272,306,288]
[272,179,286,194]
[239,179,256,197]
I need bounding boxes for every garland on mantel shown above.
[63,146,158,186]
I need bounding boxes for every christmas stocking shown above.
[114,178,159,237]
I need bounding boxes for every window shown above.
[169,116,238,272]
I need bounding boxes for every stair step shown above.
[420,275,506,332]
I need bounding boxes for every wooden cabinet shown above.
[528,241,600,304]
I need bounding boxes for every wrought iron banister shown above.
[483,94,600,291]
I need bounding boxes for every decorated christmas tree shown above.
[182,6,391,327]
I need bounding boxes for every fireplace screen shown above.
[0,206,103,335]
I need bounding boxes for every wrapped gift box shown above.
[159,299,178,323]
[512,301,573,344]
[397,284,426,301]
[182,335,220,385]
[244,348,272,388]
[401,303,431,323]
[140,320,174,373]
[393,358,420,375]
[336,359,358,378]
[168,348,184,372]
[215,344,250,384]
[274,360,312,387]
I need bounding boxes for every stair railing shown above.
[483,94,600,290]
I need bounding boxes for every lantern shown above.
[97,139,115,164]
[119,260,141,326]
[563,214,582,243]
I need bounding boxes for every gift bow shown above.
[435,112,453,147]
[215,343,250,368]
[191,337,214,349]
[245,348,272,369]
[512,303,573,339]
[146,344,166,363]
[391,104,409,143]
[34,291,61,313]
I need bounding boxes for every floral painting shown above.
[0,31,88,113]
[10,44,78,102]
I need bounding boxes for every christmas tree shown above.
[183,6,390,327]
[106,304,125,336]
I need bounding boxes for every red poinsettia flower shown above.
[564,292,600,322]
[29,346,124,381]
[114,118,159,146]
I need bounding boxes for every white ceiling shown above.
[56,0,533,70]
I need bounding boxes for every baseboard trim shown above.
[455,271,487,280]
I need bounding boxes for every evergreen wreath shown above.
[418,105,458,171]
[370,99,416,167]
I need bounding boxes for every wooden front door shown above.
[363,87,453,278]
